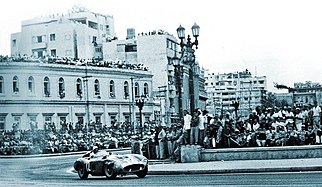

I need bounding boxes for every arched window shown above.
[124,81,129,99]
[0,76,3,94]
[44,76,50,96]
[13,76,19,93]
[94,79,100,96]
[58,77,65,98]
[109,80,115,98]
[76,78,82,97]
[28,76,34,93]
[144,83,149,96]
[134,82,139,97]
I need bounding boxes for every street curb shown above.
[148,166,322,175]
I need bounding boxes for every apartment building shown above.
[205,69,267,118]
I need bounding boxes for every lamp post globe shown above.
[176,25,185,39]
[191,22,200,38]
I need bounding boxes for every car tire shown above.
[77,165,89,180]
[136,166,148,178]
[104,164,117,179]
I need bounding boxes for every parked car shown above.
[74,149,148,179]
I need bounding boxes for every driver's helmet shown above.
[92,145,99,153]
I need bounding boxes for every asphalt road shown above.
[1,153,322,186]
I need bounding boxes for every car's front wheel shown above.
[104,164,117,179]
[136,166,148,178]
[77,165,89,180]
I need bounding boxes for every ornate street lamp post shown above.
[172,56,183,120]
[136,94,146,139]
[176,23,200,115]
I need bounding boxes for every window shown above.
[28,115,37,130]
[125,45,137,52]
[44,76,50,96]
[38,36,43,43]
[12,39,16,47]
[94,79,100,96]
[0,116,5,130]
[50,34,56,41]
[117,44,124,52]
[58,77,65,98]
[28,76,34,93]
[76,78,82,97]
[44,116,52,124]
[37,51,44,58]
[32,36,44,43]
[77,116,84,125]
[51,49,56,57]
[109,80,115,98]
[0,76,3,94]
[13,76,19,93]
[95,116,101,124]
[143,83,149,96]
[95,47,102,52]
[134,82,139,97]
[124,81,129,99]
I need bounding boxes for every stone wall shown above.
[181,145,202,163]
[200,145,322,161]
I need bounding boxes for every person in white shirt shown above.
[312,101,321,130]
[182,110,192,145]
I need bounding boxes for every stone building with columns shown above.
[0,60,154,131]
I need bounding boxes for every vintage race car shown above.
[74,150,148,179]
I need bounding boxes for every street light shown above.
[176,23,200,115]
[177,23,200,50]
[136,94,147,139]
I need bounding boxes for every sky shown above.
[1,0,322,92]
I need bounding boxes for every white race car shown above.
[74,150,148,180]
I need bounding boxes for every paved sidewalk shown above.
[148,158,322,175]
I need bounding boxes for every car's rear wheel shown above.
[77,165,89,180]
[136,166,148,178]
[104,164,117,179]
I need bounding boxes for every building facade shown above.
[11,5,116,60]
[275,81,322,107]
[9,7,207,126]
[103,30,207,123]
[0,60,154,131]
[205,69,267,118]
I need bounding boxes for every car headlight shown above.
[142,158,148,165]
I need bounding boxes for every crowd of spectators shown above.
[0,120,152,156]
[0,55,149,71]
[152,102,322,161]
[1,101,322,162]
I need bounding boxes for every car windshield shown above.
[95,150,108,157]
